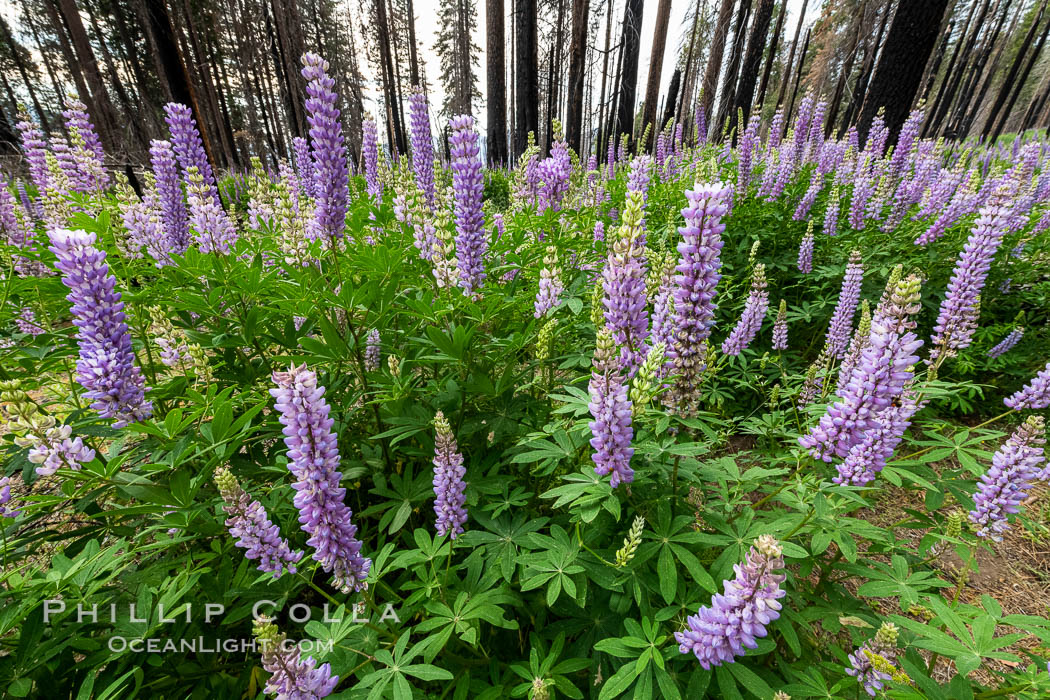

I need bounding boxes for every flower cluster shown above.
[721,263,769,357]
[449,115,486,294]
[432,411,468,539]
[149,139,190,255]
[164,103,219,204]
[969,416,1047,540]
[271,364,370,592]
[602,190,650,372]
[588,328,635,488]
[0,381,95,477]
[534,245,563,318]
[214,466,303,577]
[845,622,901,696]
[365,329,381,371]
[824,251,864,358]
[408,88,436,207]
[301,53,348,242]
[253,617,339,699]
[772,300,789,351]
[675,535,786,669]
[49,228,152,427]
[362,117,381,202]
[1004,362,1050,410]
[987,327,1024,359]
[0,476,21,519]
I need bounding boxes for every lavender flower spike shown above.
[449,115,487,294]
[603,190,651,372]
[721,264,769,356]
[408,88,436,206]
[432,411,468,539]
[270,364,370,592]
[675,535,786,669]
[825,250,864,359]
[301,53,348,242]
[362,117,382,202]
[215,466,303,577]
[797,223,814,273]
[149,139,190,255]
[534,245,563,318]
[987,327,1024,359]
[48,229,152,427]
[969,416,1046,540]
[930,182,1017,361]
[1005,361,1050,410]
[800,274,924,462]
[588,328,635,487]
[254,617,339,699]
[164,103,219,204]
[365,329,381,371]
[0,476,21,519]
[846,622,901,697]
[772,300,789,351]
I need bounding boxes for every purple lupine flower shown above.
[737,115,761,194]
[408,89,436,207]
[797,226,814,273]
[292,136,318,200]
[534,245,563,318]
[15,109,50,193]
[721,264,769,357]
[187,167,238,254]
[449,115,487,294]
[150,139,190,255]
[988,327,1024,359]
[969,416,1046,540]
[915,171,976,245]
[254,618,339,699]
[1005,361,1050,410]
[361,117,381,201]
[16,307,44,336]
[793,171,824,221]
[602,191,649,371]
[834,392,924,487]
[593,221,605,242]
[432,411,467,539]
[675,535,786,669]
[301,54,348,242]
[772,300,788,351]
[669,182,730,409]
[627,155,653,209]
[164,103,219,204]
[270,364,370,592]
[62,96,109,190]
[51,137,83,191]
[823,186,841,236]
[588,328,634,487]
[26,423,96,477]
[930,182,1017,361]
[364,329,380,371]
[825,251,864,358]
[800,274,924,462]
[214,466,303,577]
[48,229,152,427]
[0,476,21,518]
[845,623,900,697]
[695,101,707,145]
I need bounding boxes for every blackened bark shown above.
[515,0,539,156]
[614,0,645,142]
[716,0,753,135]
[701,0,736,126]
[989,3,1050,140]
[487,0,509,163]
[640,0,672,149]
[565,0,589,153]
[775,0,809,109]
[734,0,775,123]
[0,18,49,130]
[857,0,951,145]
[982,0,1048,139]
[755,0,787,115]
[661,68,680,128]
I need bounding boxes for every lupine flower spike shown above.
[721,263,769,356]
[675,535,786,669]
[969,416,1046,539]
[253,617,339,699]
[214,467,303,577]
[432,411,468,539]
[270,364,370,592]
[588,328,635,487]
[1004,362,1050,410]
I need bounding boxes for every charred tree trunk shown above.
[614,0,645,143]
[989,2,1050,140]
[784,26,810,133]
[716,0,752,135]
[841,0,890,132]
[515,0,539,156]
[640,0,672,149]
[596,0,615,156]
[928,0,994,137]
[0,19,50,130]
[982,0,1048,139]
[701,0,736,129]
[734,0,775,124]
[755,0,787,115]
[858,0,951,145]
[565,0,589,153]
[487,0,509,164]
[826,4,865,135]
[775,0,809,109]
[661,68,680,128]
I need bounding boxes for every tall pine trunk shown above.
[701,0,736,130]
[734,0,775,124]
[565,0,590,153]
[514,0,539,156]
[487,0,509,164]
[640,0,672,149]
[857,0,951,145]
[614,0,644,143]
